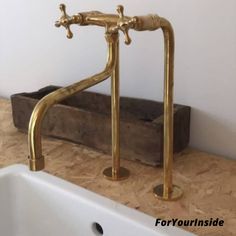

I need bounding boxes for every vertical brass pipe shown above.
[103,32,130,181]
[153,19,183,200]
[111,34,120,177]
[162,25,174,199]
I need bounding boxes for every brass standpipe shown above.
[27,4,183,201]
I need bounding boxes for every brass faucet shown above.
[28,4,183,201]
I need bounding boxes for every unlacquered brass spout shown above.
[28,32,117,171]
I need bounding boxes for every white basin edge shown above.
[0,164,195,236]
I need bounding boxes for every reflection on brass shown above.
[103,167,130,181]
[153,184,183,201]
[28,4,183,200]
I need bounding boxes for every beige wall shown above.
[0,0,236,159]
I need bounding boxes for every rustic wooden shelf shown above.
[11,86,190,166]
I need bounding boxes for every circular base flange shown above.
[153,184,183,201]
[103,167,130,181]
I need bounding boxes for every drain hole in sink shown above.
[92,222,104,235]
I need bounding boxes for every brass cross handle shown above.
[114,5,136,45]
[55,4,80,39]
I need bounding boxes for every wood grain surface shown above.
[0,98,235,236]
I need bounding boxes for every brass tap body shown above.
[28,4,183,201]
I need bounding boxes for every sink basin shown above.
[0,165,194,236]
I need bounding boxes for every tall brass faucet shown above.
[28,4,183,201]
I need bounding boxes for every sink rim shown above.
[0,164,194,236]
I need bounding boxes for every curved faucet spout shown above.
[28,32,118,171]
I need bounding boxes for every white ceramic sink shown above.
[0,165,194,236]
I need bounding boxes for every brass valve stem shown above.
[103,32,130,181]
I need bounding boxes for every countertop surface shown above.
[0,98,235,236]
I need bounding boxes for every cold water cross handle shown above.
[55,4,81,39]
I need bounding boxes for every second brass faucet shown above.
[28,4,183,201]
